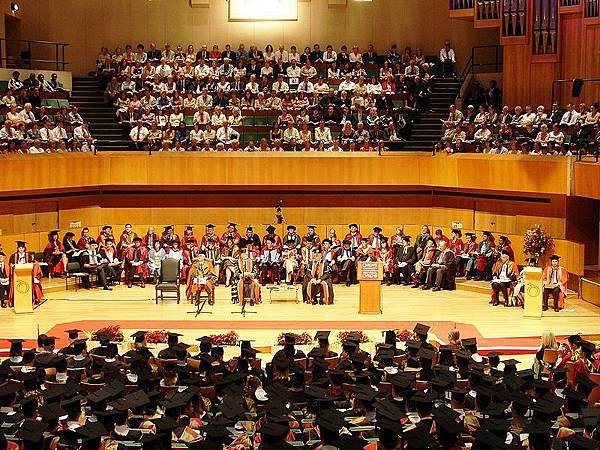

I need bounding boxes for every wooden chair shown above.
[199,386,216,401]
[155,258,181,304]
[542,348,559,375]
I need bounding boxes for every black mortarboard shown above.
[503,373,526,392]
[260,422,289,439]
[378,418,403,433]
[376,399,405,421]
[342,239,351,245]
[266,225,276,233]
[523,420,552,435]
[413,323,430,336]
[17,420,48,443]
[152,416,180,432]
[567,435,600,450]
[411,391,435,405]
[576,374,598,395]
[580,340,597,354]
[75,422,109,442]
[316,409,347,432]
[130,331,147,343]
[373,226,382,232]
[0,383,19,398]
[461,337,477,348]
[549,254,561,260]
[349,223,359,229]
[228,222,237,228]
[287,225,296,231]
[404,427,432,449]
[418,347,435,361]
[16,240,27,247]
[353,385,378,402]
[314,331,331,342]
[406,340,422,351]
[65,329,82,339]
[38,402,68,421]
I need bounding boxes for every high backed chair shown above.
[155,258,181,304]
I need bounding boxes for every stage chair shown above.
[155,258,181,304]
[65,261,93,291]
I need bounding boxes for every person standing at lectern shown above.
[542,254,568,312]
[8,241,43,306]
[0,252,9,308]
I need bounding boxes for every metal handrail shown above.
[0,38,69,71]
[458,44,503,97]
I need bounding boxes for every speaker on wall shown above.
[572,79,584,97]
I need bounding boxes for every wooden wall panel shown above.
[503,45,531,106]
[0,153,573,197]
[15,0,499,76]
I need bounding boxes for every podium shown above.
[13,263,34,314]
[357,261,383,314]
[523,267,543,319]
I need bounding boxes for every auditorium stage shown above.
[2,283,599,367]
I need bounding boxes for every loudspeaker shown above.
[572,79,584,97]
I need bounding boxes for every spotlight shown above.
[10,3,19,13]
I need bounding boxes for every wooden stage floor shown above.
[1,283,599,368]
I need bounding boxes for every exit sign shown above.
[70,221,82,228]
[452,222,463,229]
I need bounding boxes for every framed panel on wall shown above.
[228,0,298,21]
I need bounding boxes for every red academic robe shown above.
[201,233,219,248]
[220,231,241,247]
[97,232,116,248]
[344,231,363,249]
[124,246,149,279]
[43,241,66,275]
[542,265,568,309]
[8,252,43,306]
[142,232,161,248]
[301,233,321,248]
[450,238,465,255]
[117,232,138,259]
[262,234,283,250]
[77,235,92,250]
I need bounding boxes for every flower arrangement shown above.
[524,225,554,257]
[337,331,369,343]
[210,331,239,346]
[90,324,124,342]
[145,330,169,344]
[395,329,414,342]
[277,332,312,345]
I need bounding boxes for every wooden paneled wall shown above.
[0,153,573,196]
[14,0,499,76]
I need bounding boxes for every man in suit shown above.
[394,236,417,285]
[424,241,456,291]
[146,43,162,62]
[196,45,210,62]
[362,44,379,64]
[81,240,112,290]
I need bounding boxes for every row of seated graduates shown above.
[1,324,599,449]
[438,103,600,155]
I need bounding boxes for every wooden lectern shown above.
[13,263,34,314]
[523,267,543,319]
[357,261,383,314]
